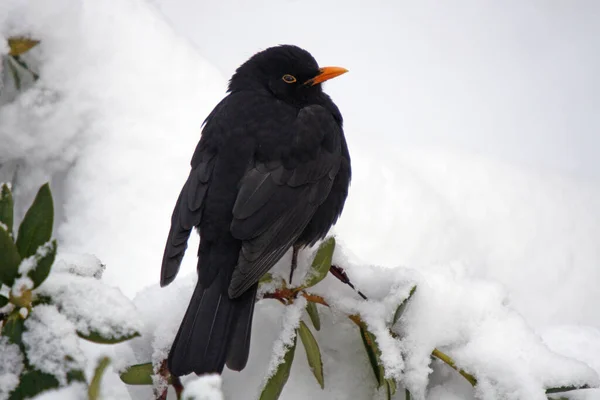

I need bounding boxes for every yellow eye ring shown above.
[282,74,297,83]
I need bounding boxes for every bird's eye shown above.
[282,74,297,83]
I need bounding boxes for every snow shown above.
[10,275,33,298]
[182,374,224,400]
[52,253,105,279]
[22,305,85,386]
[30,383,87,400]
[2,0,600,399]
[0,337,24,400]
[263,297,306,382]
[18,240,55,275]
[36,271,142,340]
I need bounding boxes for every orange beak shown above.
[306,66,349,86]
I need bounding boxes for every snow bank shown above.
[0,0,226,296]
[120,245,598,399]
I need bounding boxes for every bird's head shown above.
[228,45,348,107]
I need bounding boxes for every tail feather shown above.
[226,284,258,370]
[168,280,257,376]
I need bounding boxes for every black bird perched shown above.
[160,44,351,377]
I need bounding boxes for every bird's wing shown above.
[228,105,342,298]
[160,141,216,287]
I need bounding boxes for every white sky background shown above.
[153,0,600,182]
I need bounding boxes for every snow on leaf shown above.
[0,336,24,400]
[263,296,306,381]
[17,239,57,288]
[36,272,142,343]
[22,305,85,386]
[182,374,224,400]
[260,334,297,400]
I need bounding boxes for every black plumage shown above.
[160,45,351,376]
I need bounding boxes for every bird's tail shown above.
[168,278,257,376]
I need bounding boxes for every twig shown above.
[172,375,184,399]
[330,264,368,299]
[432,348,477,386]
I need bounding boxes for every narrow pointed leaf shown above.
[387,379,397,396]
[16,183,53,259]
[2,312,24,346]
[306,301,321,331]
[259,333,297,400]
[386,380,392,400]
[89,357,111,399]
[393,286,417,325]
[9,370,59,399]
[0,294,8,307]
[26,239,56,288]
[302,237,335,288]
[120,362,154,385]
[0,226,21,286]
[298,320,324,389]
[359,325,384,387]
[0,183,14,234]
[545,385,591,394]
[78,329,140,344]
[405,389,411,400]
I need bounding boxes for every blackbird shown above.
[160,44,351,376]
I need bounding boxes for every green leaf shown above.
[306,301,321,331]
[0,294,8,307]
[386,379,397,400]
[2,312,24,346]
[298,320,324,389]
[405,388,411,400]
[259,333,298,400]
[16,183,54,259]
[0,183,14,235]
[77,329,140,344]
[27,239,57,288]
[8,369,59,399]
[89,357,111,399]
[359,325,384,388]
[67,369,86,383]
[302,237,335,288]
[393,286,417,325]
[0,225,21,287]
[120,362,154,385]
[7,56,22,91]
[545,385,591,394]
[259,272,274,285]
